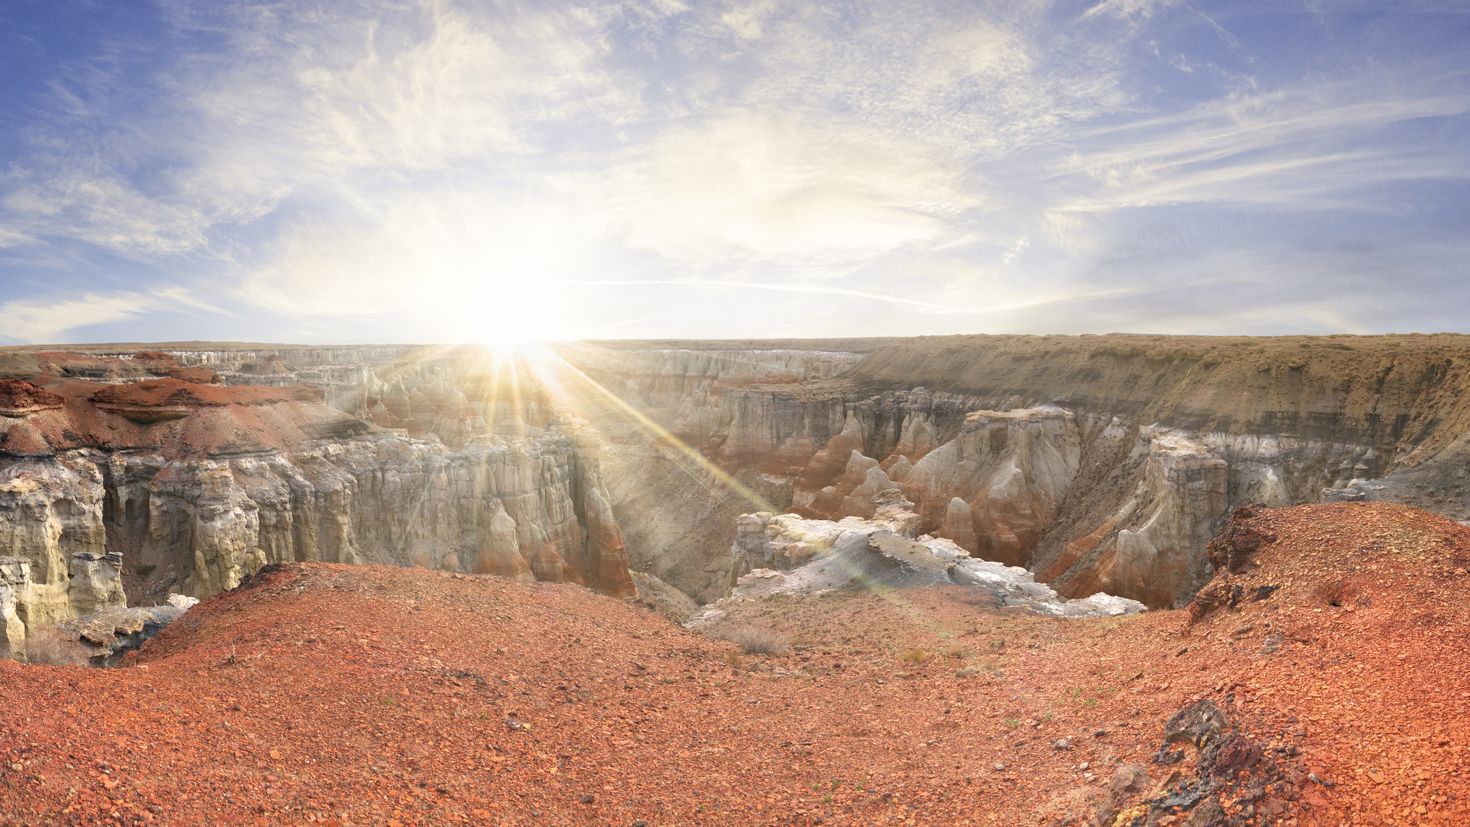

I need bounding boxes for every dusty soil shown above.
[0,503,1466,824]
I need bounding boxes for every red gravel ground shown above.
[1,502,1468,825]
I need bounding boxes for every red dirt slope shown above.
[1,502,1467,825]
[0,375,365,458]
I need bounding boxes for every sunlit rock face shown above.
[562,345,861,450]
[0,363,636,652]
[902,406,1081,567]
[692,510,1144,628]
[129,434,634,601]
[543,339,1453,610]
[0,557,31,659]
[0,456,110,625]
[8,335,1470,623]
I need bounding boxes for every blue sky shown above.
[1,0,1468,343]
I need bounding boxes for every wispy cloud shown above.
[1,0,1469,341]
[1047,83,1470,225]
[601,111,981,270]
[0,287,225,344]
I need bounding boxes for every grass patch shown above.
[712,624,790,656]
[900,648,930,664]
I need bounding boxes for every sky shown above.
[1,0,1469,344]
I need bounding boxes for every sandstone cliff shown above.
[551,336,1470,609]
[10,335,1470,619]
[0,371,635,652]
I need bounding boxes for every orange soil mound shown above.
[1,503,1467,825]
[0,375,363,458]
[24,350,179,377]
[164,366,221,384]
[90,377,322,408]
[0,379,64,411]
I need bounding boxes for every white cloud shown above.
[603,111,981,269]
[1051,87,1470,216]
[720,0,777,40]
[732,4,1128,156]
[1,1,638,263]
[2,172,211,257]
[0,288,224,343]
[0,228,33,249]
[1082,0,1178,22]
[4,0,1470,341]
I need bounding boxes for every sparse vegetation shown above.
[712,624,790,656]
[900,647,930,664]
[23,627,89,667]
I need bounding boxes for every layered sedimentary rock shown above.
[0,557,29,659]
[9,334,1470,620]
[126,433,633,601]
[562,336,1470,609]
[0,456,111,624]
[694,510,1144,627]
[901,406,1081,565]
[0,370,635,651]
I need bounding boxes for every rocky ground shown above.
[2,501,1467,825]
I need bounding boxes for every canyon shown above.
[4,335,1470,656]
[5,336,1470,823]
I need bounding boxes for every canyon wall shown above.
[565,335,1470,608]
[0,370,634,652]
[6,334,1470,630]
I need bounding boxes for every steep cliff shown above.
[9,334,1470,620]
[558,335,1470,608]
[0,371,635,651]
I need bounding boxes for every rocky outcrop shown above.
[0,457,110,625]
[14,594,199,666]
[694,511,1143,627]
[1037,432,1230,608]
[12,335,1470,624]
[0,369,638,656]
[630,570,700,622]
[0,558,29,659]
[902,406,1081,566]
[1088,699,1303,825]
[123,432,635,602]
[621,369,1394,607]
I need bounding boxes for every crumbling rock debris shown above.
[1096,699,1301,827]
[1207,505,1278,575]
[50,594,198,666]
[1164,699,1231,750]
[694,511,1144,628]
[1190,508,1283,623]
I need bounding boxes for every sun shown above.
[458,281,558,346]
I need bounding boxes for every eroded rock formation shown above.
[7,333,1470,633]
[695,509,1144,626]
[559,335,1470,609]
[0,367,635,650]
